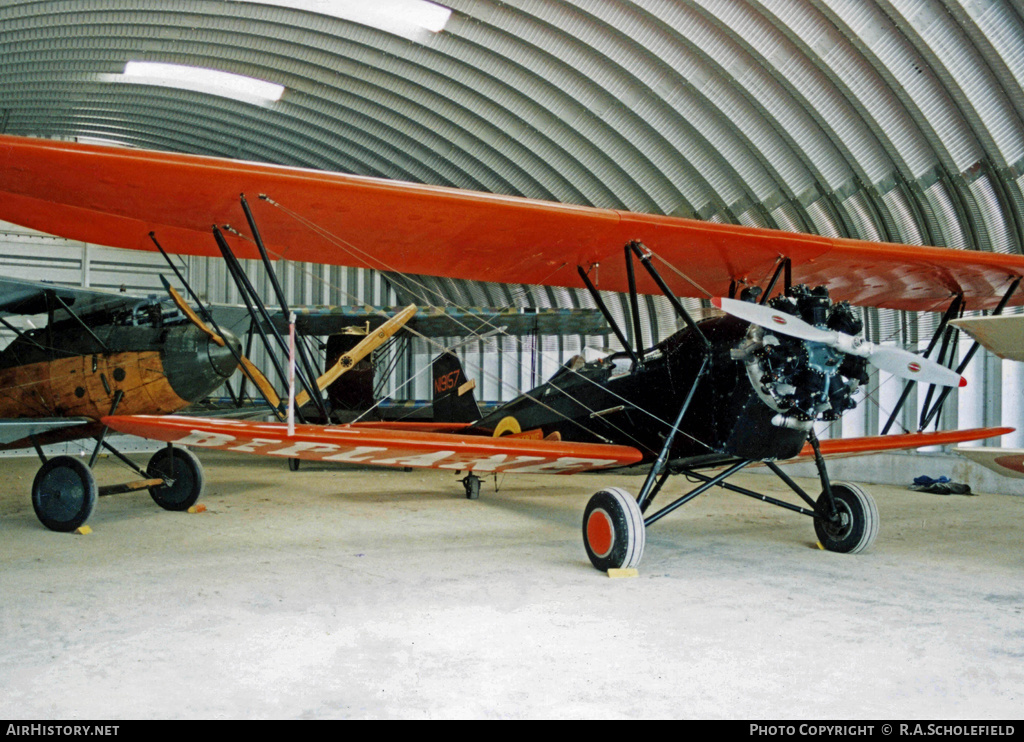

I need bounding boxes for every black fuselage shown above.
[472,316,808,467]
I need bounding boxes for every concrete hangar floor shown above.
[0,449,1021,720]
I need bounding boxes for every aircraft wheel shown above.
[31,456,97,532]
[582,487,645,571]
[814,482,879,554]
[461,473,481,500]
[147,447,205,511]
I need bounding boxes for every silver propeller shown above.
[712,297,965,388]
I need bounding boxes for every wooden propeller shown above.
[294,304,417,408]
[167,280,416,414]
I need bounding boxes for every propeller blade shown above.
[164,278,284,413]
[295,304,418,408]
[239,356,283,409]
[711,297,834,344]
[164,282,225,347]
[712,297,965,388]
[863,344,966,388]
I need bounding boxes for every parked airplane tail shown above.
[432,352,480,423]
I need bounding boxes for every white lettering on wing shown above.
[322,446,388,462]
[509,457,618,473]
[371,450,457,467]
[175,430,237,447]
[231,437,282,453]
[269,441,341,457]
[438,454,544,471]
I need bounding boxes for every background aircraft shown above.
[943,314,1024,480]
[0,276,240,531]
[1,135,1022,569]
[0,269,609,531]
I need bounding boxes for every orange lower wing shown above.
[102,415,644,474]
[800,427,1013,459]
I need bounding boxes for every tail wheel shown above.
[147,447,205,511]
[815,482,879,554]
[31,456,97,532]
[461,473,481,500]
[582,487,645,571]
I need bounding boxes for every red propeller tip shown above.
[960,376,968,388]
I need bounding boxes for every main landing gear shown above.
[581,437,880,572]
[29,438,204,532]
[582,487,646,571]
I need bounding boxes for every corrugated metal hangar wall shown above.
[2,1,1024,488]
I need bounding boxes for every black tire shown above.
[288,457,300,472]
[462,473,481,500]
[31,456,97,532]
[582,487,645,571]
[147,446,205,511]
[814,482,879,554]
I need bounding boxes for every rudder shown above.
[432,352,480,423]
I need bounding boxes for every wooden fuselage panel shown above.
[0,350,188,419]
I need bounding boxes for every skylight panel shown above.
[243,0,452,39]
[105,62,285,106]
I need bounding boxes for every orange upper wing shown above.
[3,134,1024,311]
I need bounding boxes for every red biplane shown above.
[1,134,1021,569]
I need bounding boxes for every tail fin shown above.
[432,352,480,423]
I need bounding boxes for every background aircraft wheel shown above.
[288,457,300,472]
[814,482,879,554]
[461,473,481,500]
[31,456,97,532]
[147,447,205,511]
[582,487,645,571]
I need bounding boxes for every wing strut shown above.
[152,233,277,414]
[47,290,110,353]
[876,293,962,434]
[212,226,299,420]
[580,241,715,512]
[240,194,331,422]
[624,242,646,364]
[628,241,711,352]
[759,257,792,305]
[918,275,1022,431]
[917,302,961,430]
[0,315,45,351]
[577,265,641,367]
[151,232,243,408]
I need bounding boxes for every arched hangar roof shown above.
[3,0,1024,317]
